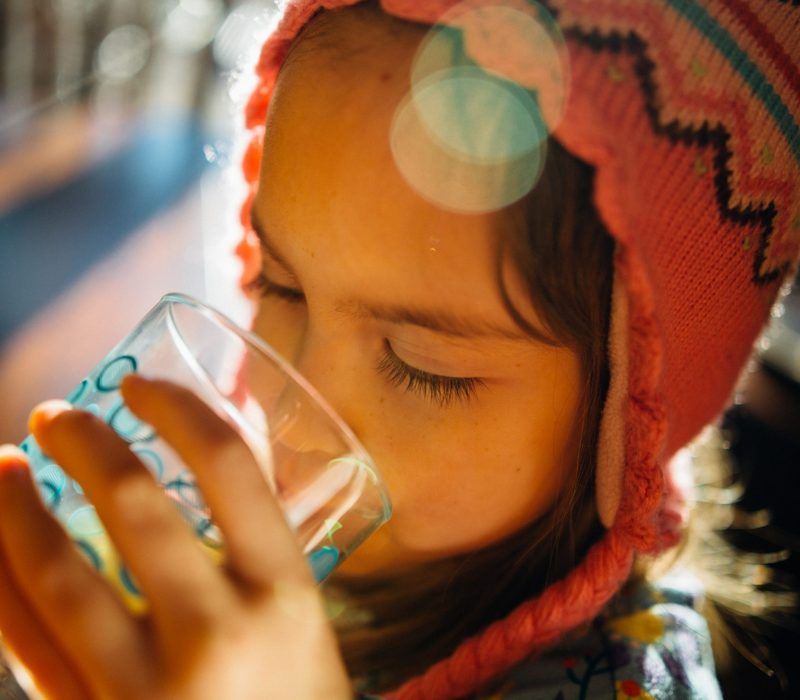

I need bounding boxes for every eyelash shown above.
[245,272,487,408]
[244,272,306,303]
[376,340,486,408]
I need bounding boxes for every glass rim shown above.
[159,292,392,519]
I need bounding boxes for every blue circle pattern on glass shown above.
[66,378,89,404]
[22,436,67,509]
[133,448,165,481]
[67,505,105,537]
[36,462,67,509]
[96,355,137,392]
[106,400,156,443]
[21,436,40,459]
[165,474,207,511]
[309,546,340,583]
[75,540,102,571]
[196,517,224,549]
[80,354,154,444]
[119,563,142,596]
[165,475,212,542]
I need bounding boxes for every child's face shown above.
[249,16,584,576]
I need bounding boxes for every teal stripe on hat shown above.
[666,0,800,164]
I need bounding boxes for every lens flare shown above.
[390,1,567,214]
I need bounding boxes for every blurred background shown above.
[0,0,278,443]
[0,1,799,698]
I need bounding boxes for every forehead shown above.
[255,7,545,343]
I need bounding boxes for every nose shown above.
[248,330,358,459]
[270,381,347,457]
[260,340,374,547]
[303,337,362,438]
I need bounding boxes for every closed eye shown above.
[244,272,305,303]
[376,340,487,408]
[247,271,487,408]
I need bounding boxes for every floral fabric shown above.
[357,569,722,699]
[477,570,722,699]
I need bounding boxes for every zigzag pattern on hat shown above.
[552,0,800,284]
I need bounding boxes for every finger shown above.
[1,608,89,700]
[27,402,233,635]
[0,494,91,700]
[0,446,152,697]
[120,375,312,590]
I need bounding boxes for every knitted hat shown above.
[233,1,800,697]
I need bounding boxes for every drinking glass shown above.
[12,292,391,614]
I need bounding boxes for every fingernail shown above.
[0,445,28,475]
[28,399,73,436]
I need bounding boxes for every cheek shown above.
[373,382,581,557]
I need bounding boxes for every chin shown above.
[332,523,475,579]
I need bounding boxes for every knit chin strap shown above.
[386,530,634,699]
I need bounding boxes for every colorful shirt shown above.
[480,569,721,699]
[358,569,722,699]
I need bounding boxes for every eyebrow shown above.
[250,208,553,344]
[251,208,302,285]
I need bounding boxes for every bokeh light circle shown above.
[389,0,567,214]
[418,66,547,162]
[390,67,547,214]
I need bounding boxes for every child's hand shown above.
[0,376,351,700]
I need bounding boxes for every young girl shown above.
[1,0,799,698]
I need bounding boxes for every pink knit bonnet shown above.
[234,1,800,697]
